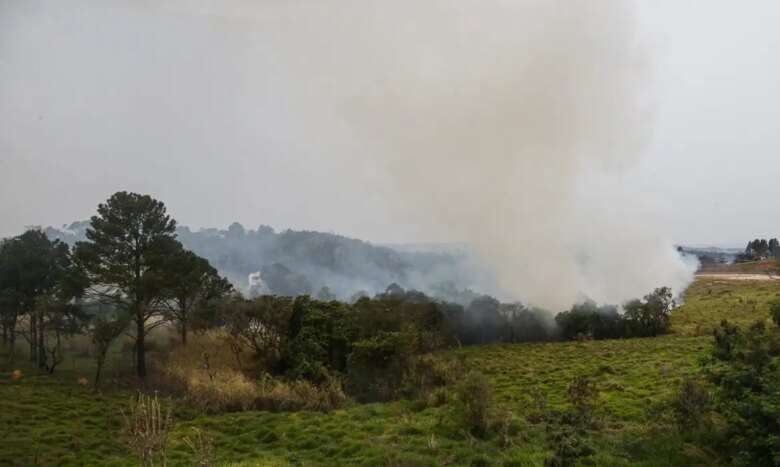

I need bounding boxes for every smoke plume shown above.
[253,0,697,309]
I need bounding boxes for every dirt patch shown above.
[696,273,780,281]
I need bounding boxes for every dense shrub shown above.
[669,377,712,430]
[544,426,595,467]
[555,287,675,341]
[279,298,355,382]
[704,317,780,465]
[345,331,417,401]
[770,301,780,327]
[454,370,494,437]
[555,302,623,340]
[401,354,463,400]
[181,369,258,412]
[161,331,346,412]
[623,287,675,337]
[505,305,558,342]
[563,376,600,429]
[544,376,600,467]
[159,284,679,410]
[256,374,346,412]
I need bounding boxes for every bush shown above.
[160,331,346,413]
[669,377,711,430]
[401,354,463,402]
[555,302,623,341]
[564,376,599,429]
[770,301,780,327]
[346,331,417,401]
[624,287,674,338]
[454,370,494,437]
[184,370,258,412]
[255,374,346,412]
[704,318,780,465]
[544,426,595,467]
[543,376,600,467]
[555,287,675,342]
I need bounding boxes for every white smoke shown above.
[260,0,696,309]
[247,271,270,297]
[159,0,698,309]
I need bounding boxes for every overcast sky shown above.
[1,0,779,247]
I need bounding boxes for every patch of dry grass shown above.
[160,331,346,413]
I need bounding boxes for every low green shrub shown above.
[669,377,711,431]
[454,370,494,437]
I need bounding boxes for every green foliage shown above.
[624,287,675,338]
[563,376,599,428]
[74,191,179,378]
[159,243,232,345]
[668,377,711,431]
[555,301,623,340]
[5,260,776,466]
[704,317,780,465]
[544,425,594,467]
[454,370,494,437]
[221,295,295,371]
[770,301,780,327]
[555,287,674,341]
[280,297,354,382]
[0,229,87,368]
[347,331,418,401]
[90,314,130,386]
[0,279,725,467]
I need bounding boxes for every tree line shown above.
[1,191,675,390]
[0,192,232,378]
[743,238,780,260]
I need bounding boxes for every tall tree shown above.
[769,238,780,257]
[74,192,177,378]
[160,244,232,345]
[0,230,79,365]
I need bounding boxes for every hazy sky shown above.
[1,0,779,247]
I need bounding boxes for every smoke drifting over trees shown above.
[5,0,698,309]
[45,221,495,304]
[259,0,699,308]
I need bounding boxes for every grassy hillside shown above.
[2,277,777,466]
[673,277,780,335]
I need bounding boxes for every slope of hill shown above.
[2,276,776,466]
[44,221,496,303]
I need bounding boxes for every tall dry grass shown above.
[121,393,173,467]
[158,331,346,413]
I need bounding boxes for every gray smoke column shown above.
[157,0,697,309]
[310,0,696,309]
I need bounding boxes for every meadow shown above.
[1,277,775,467]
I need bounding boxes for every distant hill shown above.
[45,221,496,303]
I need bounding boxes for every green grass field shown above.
[1,277,777,466]
[673,276,780,335]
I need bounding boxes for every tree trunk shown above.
[8,325,16,363]
[29,314,36,362]
[37,308,46,370]
[94,352,105,387]
[181,320,187,346]
[136,314,146,379]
